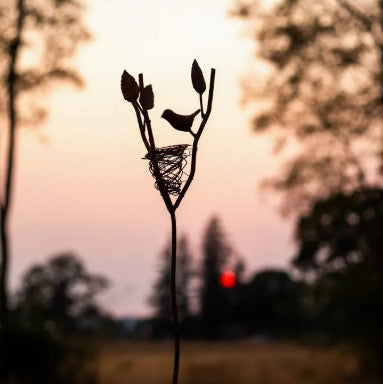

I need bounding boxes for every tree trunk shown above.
[0,215,9,321]
[0,0,25,325]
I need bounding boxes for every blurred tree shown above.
[16,252,109,334]
[149,235,194,335]
[0,0,90,322]
[293,187,383,373]
[239,269,303,336]
[231,0,382,214]
[231,0,383,372]
[200,217,232,338]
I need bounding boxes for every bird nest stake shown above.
[121,60,215,384]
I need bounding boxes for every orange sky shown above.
[10,0,293,316]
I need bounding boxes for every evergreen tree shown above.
[200,217,231,338]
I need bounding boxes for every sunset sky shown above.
[10,0,293,316]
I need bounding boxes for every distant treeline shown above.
[1,201,382,381]
[146,217,302,340]
[144,209,383,373]
[4,208,382,355]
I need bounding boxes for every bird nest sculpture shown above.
[121,60,215,384]
[144,144,191,196]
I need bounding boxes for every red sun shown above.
[219,271,236,289]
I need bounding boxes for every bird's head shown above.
[161,109,173,119]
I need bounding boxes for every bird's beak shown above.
[161,112,165,118]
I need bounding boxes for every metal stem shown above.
[170,210,180,384]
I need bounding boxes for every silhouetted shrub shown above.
[0,325,98,384]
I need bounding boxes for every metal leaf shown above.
[191,59,206,95]
[121,70,139,102]
[139,84,154,110]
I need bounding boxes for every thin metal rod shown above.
[199,93,205,117]
[170,210,180,384]
[174,68,215,210]
[132,102,150,151]
[138,73,173,213]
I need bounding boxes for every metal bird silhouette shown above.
[161,109,200,135]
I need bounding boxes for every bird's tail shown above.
[191,109,200,118]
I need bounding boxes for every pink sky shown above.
[9,0,293,316]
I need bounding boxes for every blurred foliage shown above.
[231,0,383,214]
[1,0,90,324]
[293,187,383,371]
[231,0,383,376]
[0,0,90,126]
[294,188,383,271]
[14,252,110,335]
[238,269,304,336]
[0,252,112,383]
[0,327,98,384]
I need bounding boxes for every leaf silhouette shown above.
[121,70,139,102]
[191,59,206,95]
[139,84,154,110]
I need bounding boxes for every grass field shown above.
[91,340,378,384]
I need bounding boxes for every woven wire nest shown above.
[144,144,191,196]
